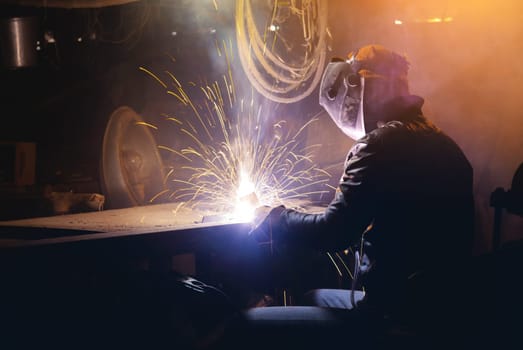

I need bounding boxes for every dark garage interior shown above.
[1,1,522,349]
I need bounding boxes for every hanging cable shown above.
[235,0,329,103]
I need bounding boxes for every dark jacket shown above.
[268,95,474,316]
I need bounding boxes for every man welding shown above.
[220,44,475,349]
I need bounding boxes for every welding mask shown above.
[319,45,410,140]
[319,58,366,140]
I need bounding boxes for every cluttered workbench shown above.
[0,201,256,277]
[0,199,323,246]
[0,199,325,278]
[0,202,244,241]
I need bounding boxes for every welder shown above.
[222,44,475,349]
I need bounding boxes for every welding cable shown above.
[351,223,373,308]
[237,0,327,100]
[351,249,360,308]
[235,0,329,103]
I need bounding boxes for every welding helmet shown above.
[319,45,410,140]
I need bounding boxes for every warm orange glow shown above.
[393,17,453,25]
[425,17,443,23]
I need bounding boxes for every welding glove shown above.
[249,205,286,243]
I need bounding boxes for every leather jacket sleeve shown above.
[269,133,382,251]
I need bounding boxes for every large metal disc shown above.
[100,106,166,209]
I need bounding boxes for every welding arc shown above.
[235,0,328,104]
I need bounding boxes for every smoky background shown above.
[311,0,523,253]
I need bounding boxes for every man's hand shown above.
[252,205,272,229]
[249,205,285,243]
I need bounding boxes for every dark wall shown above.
[0,2,226,202]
